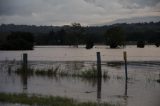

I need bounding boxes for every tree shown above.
[105,27,125,48]
[137,41,145,48]
[70,23,83,47]
[48,30,55,44]
[71,23,81,28]
[56,29,66,45]
[85,36,94,49]
[155,41,160,47]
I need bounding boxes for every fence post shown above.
[22,53,28,71]
[97,52,102,78]
[123,51,128,82]
[97,52,102,99]
[123,51,128,96]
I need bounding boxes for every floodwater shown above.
[0,46,160,106]
[0,45,160,61]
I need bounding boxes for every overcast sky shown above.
[0,0,160,26]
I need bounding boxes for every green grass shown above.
[0,92,116,106]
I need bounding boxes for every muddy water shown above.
[0,61,160,106]
[0,46,160,106]
[0,45,160,61]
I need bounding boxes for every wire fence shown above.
[1,54,160,67]
[2,54,160,61]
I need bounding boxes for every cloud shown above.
[84,0,160,8]
[118,0,160,9]
[0,0,160,25]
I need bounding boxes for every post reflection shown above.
[8,65,11,76]
[97,76,102,104]
[123,79,128,106]
[125,80,128,96]
[20,70,28,92]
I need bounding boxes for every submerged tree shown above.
[155,41,160,47]
[137,41,145,48]
[85,36,94,49]
[105,27,125,48]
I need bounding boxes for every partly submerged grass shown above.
[15,66,60,77]
[80,68,98,78]
[15,66,110,79]
[0,93,116,106]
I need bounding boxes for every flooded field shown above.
[0,45,160,61]
[0,46,160,106]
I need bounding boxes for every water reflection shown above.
[1,61,160,106]
[124,80,128,96]
[124,80,128,106]
[107,62,122,69]
[20,69,28,92]
[97,77,102,99]
[97,76,102,105]
[7,65,11,76]
[21,73,28,90]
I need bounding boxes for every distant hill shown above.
[93,16,160,26]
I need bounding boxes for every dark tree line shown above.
[0,22,160,50]
[0,32,34,50]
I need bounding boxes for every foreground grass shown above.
[0,93,116,106]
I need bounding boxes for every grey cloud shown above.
[119,0,160,9]
[84,0,96,4]
[0,0,160,25]
[84,0,160,9]
[0,0,34,16]
[0,0,66,16]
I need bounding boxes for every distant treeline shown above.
[0,22,160,50]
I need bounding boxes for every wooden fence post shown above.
[23,53,28,71]
[123,51,128,82]
[97,52,102,99]
[123,51,128,96]
[97,52,102,78]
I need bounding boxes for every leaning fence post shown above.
[123,51,128,81]
[22,53,28,71]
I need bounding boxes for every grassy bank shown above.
[0,93,116,106]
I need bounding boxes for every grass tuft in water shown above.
[156,79,160,83]
[15,68,34,76]
[80,68,97,78]
[103,71,110,79]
